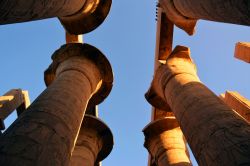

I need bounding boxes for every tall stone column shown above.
[0,43,113,166]
[159,0,250,35]
[145,9,191,165]
[146,45,250,165]
[143,116,191,166]
[70,115,113,166]
[0,0,112,34]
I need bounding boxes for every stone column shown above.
[146,45,250,165]
[0,0,112,34]
[0,43,113,166]
[143,117,191,166]
[159,0,250,35]
[70,115,113,166]
[145,8,191,165]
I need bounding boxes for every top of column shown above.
[145,46,197,111]
[44,43,113,108]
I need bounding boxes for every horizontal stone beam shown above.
[220,91,250,122]
[0,89,30,118]
[155,7,174,62]
[234,42,250,63]
[0,89,30,129]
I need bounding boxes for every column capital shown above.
[145,46,198,111]
[159,0,197,35]
[143,117,179,140]
[234,42,250,63]
[44,43,113,109]
[80,115,113,163]
[59,0,112,34]
[143,117,191,166]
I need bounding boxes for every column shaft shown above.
[0,45,105,165]
[156,128,190,166]
[147,46,250,165]
[161,0,250,26]
[0,0,86,24]
[0,0,112,34]
[70,128,101,166]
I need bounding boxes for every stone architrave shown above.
[0,0,112,34]
[146,46,250,165]
[0,43,113,166]
[159,0,250,35]
[221,91,250,122]
[143,117,191,166]
[70,115,113,166]
[234,42,250,63]
[0,89,30,130]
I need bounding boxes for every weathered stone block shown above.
[234,42,250,63]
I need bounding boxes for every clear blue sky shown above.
[0,1,250,166]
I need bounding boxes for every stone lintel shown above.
[0,89,30,130]
[234,42,250,63]
[44,43,113,109]
[221,91,250,122]
[59,0,112,34]
[16,90,30,116]
[157,10,174,61]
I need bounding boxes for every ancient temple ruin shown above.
[0,0,250,165]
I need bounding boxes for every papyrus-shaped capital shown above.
[44,43,113,109]
[145,45,198,111]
